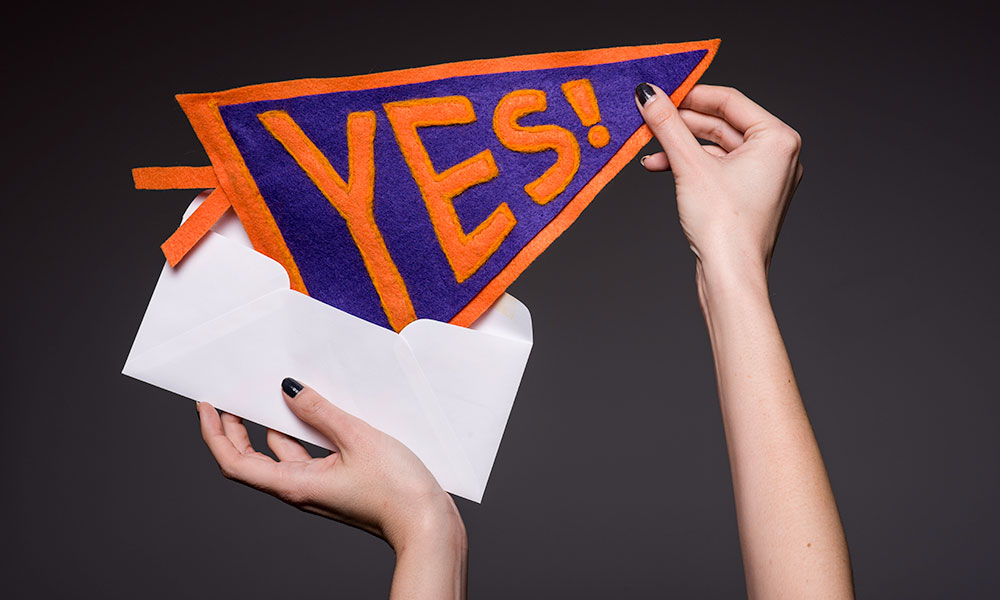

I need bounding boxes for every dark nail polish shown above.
[282,377,304,398]
[635,83,655,106]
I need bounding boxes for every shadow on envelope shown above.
[123,193,533,503]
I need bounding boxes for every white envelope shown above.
[123,193,533,502]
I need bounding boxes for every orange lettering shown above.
[258,110,417,331]
[493,89,580,205]
[384,97,515,284]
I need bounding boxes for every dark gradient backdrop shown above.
[2,2,997,597]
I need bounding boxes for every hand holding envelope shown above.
[124,194,533,502]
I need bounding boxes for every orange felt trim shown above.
[174,39,719,326]
[451,41,720,327]
[133,166,217,189]
[178,40,719,106]
[493,89,580,206]
[175,98,308,295]
[258,109,418,331]
[160,187,231,267]
[384,96,515,284]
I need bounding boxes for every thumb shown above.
[635,83,703,173]
[281,377,363,450]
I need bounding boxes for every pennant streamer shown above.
[134,40,719,330]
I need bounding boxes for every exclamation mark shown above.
[561,79,610,149]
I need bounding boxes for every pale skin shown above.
[197,83,853,598]
[637,83,854,598]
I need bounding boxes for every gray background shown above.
[3,1,997,597]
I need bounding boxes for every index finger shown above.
[679,85,781,134]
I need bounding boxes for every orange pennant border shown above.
[172,39,721,326]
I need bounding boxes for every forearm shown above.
[698,261,853,599]
[389,508,468,600]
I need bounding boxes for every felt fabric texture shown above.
[493,89,581,205]
[258,109,418,331]
[138,40,719,330]
[133,166,218,189]
[561,79,611,148]
[160,187,231,267]
[384,96,516,286]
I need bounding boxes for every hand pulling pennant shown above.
[134,40,719,330]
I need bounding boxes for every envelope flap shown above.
[126,234,289,360]
[399,295,532,500]
[125,200,290,362]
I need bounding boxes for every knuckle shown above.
[296,391,326,419]
[647,107,676,132]
[276,471,313,507]
[789,128,803,149]
[709,123,727,143]
[278,483,307,506]
[773,127,802,154]
[218,462,238,481]
[719,87,742,108]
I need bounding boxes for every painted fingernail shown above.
[635,83,655,106]
[282,377,304,398]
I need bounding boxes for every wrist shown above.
[694,258,776,359]
[387,493,467,557]
[388,494,468,599]
[697,255,769,302]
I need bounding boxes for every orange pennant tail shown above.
[160,188,231,266]
[134,165,228,267]
[133,166,218,189]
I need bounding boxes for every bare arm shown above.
[636,83,853,598]
[699,265,851,599]
[197,379,467,599]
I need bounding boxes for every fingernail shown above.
[635,83,655,106]
[282,377,304,398]
[639,155,649,167]
[195,401,200,417]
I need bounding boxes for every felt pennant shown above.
[134,40,719,330]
